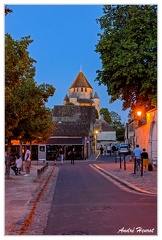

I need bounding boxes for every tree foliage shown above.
[5,34,55,141]
[100,108,111,124]
[100,108,125,140]
[95,5,157,111]
[5,5,13,16]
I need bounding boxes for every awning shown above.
[46,137,84,145]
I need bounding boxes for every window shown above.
[81,88,83,92]
[39,146,45,152]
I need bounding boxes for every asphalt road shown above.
[43,161,157,235]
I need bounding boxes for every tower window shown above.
[81,88,83,92]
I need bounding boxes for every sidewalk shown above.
[5,158,157,235]
[5,162,58,235]
[93,157,157,195]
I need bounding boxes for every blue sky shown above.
[5,4,130,123]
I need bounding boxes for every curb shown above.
[92,164,157,196]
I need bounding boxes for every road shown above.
[43,160,157,235]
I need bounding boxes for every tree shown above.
[5,5,13,15]
[100,108,112,124]
[100,107,125,141]
[10,79,55,143]
[95,5,157,111]
[110,111,125,141]
[5,33,55,178]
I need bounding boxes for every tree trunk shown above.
[5,139,12,179]
[19,139,24,171]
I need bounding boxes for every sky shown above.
[4,4,130,123]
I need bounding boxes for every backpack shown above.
[148,163,153,171]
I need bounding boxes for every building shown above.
[63,70,100,118]
[48,105,96,159]
[94,119,116,149]
[125,108,157,163]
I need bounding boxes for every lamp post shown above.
[134,108,145,176]
[95,130,98,152]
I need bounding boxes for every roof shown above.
[94,119,115,132]
[63,94,69,101]
[53,105,96,123]
[93,92,99,99]
[70,71,92,89]
[51,122,91,137]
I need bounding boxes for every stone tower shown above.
[63,70,100,117]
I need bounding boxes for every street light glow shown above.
[137,110,142,117]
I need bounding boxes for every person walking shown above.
[133,144,142,171]
[24,146,31,176]
[100,145,104,155]
[53,149,58,165]
[59,147,64,165]
[141,148,149,171]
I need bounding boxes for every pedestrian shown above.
[133,144,142,171]
[111,145,116,156]
[24,146,31,176]
[59,147,64,165]
[10,155,17,175]
[104,145,107,155]
[141,148,149,171]
[70,148,76,165]
[107,144,111,156]
[15,154,22,174]
[53,149,58,165]
[100,145,104,155]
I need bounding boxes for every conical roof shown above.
[93,92,99,99]
[70,71,92,89]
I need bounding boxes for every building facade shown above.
[125,108,157,163]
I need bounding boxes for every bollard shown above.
[141,156,143,176]
[115,151,117,163]
[124,155,126,170]
[120,156,122,169]
[134,157,136,174]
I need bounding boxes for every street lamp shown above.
[137,110,142,117]
[95,130,98,152]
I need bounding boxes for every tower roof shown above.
[70,71,92,89]
[63,94,69,101]
[93,92,99,99]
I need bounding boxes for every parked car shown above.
[118,144,131,156]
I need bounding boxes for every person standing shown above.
[141,148,149,171]
[53,149,58,165]
[107,144,111,156]
[104,145,107,155]
[59,147,64,165]
[100,145,104,155]
[24,146,31,176]
[70,148,76,165]
[133,144,142,171]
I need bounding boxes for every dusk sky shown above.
[5,4,134,123]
